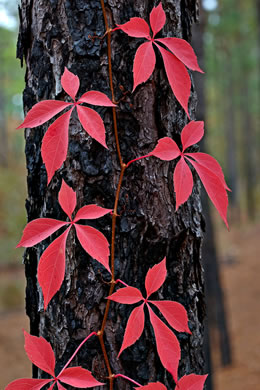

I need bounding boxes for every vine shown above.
[6,2,229,390]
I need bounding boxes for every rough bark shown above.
[18,0,205,388]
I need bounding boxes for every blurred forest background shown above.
[0,0,259,389]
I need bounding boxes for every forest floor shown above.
[0,220,259,389]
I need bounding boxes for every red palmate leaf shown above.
[107,286,144,304]
[58,367,104,388]
[24,330,56,376]
[75,224,111,273]
[155,43,191,117]
[116,17,151,38]
[180,121,204,151]
[133,41,156,91]
[17,100,73,129]
[145,257,167,298]
[41,108,73,184]
[17,219,68,248]
[150,3,166,38]
[186,157,229,228]
[38,228,71,309]
[149,301,191,334]
[118,303,145,357]
[149,137,181,161]
[135,383,167,390]
[61,67,80,101]
[148,305,180,382]
[5,378,53,390]
[178,374,208,390]
[185,152,231,191]
[76,105,108,149]
[174,157,193,210]
[79,91,116,106]
[58,180,77,220]
[156,38,203,73]
[74,205,112,222]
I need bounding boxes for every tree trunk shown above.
[18,0,205,388]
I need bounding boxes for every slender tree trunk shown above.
[18,0,205,388]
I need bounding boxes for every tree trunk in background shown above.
[18,1,205,388]
[0,88,8,167]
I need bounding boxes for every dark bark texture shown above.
[18,0,205,388]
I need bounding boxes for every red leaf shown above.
[178,374,208,390]
[155,43,191,117]
[75,224,111,273]
[79,91,116,107]
[185,157,229,228]
[58,367,104,387]
[149,137,181,161]
[135,383,167,390]
[145,257,167,298]
[74,205,112,222]
[38,228,70,310]
[149,3,166,38]
[61,67,80,101]
[174,157,193,210]
[185,152,231,191]
[58,180,77,220]
[149,301,191,334]
[116,17,151,38]
[133,41,156,91]
[5,378,53,390]
[23,330,56,377]
[17,219,68,248]
[107,286,143,304]
[118,303,145,357]
[57,383,67,390]
[41,108,73,184]
[181,121,204,151]
[148,306,180,382]
[77,105,108,149]
[156,38,203,73]
[17,100,73,129]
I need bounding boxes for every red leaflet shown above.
[118,304,145,357]
[149,301,191,334]
[18,67,115,183]
[75,224,110,273]
[61,67,80,101]
[156,38,203,73]
[150,3,166,38]
[57,383,67,390]
[181,121,204,151]
[58,179,77,220]
[174,157,193,210]
[57,367,104,387]
[18,180,112,308]
[133,41,156,91]
[16,218,68,248]
[24,330,55,376]
[178,374,208,390]
[5,378,53,390]
[116,17,151,38]
[149,121,229,226]
[76,105,108,149]
[155,44,191,117]
[145,257,167,298]
[41,108,73,184]
[148,305,180,383]
[38,228,70,310]
[107,286,144,304]
[135,383,167,390]
[149,137,181,161]
[79,91,116,106]
[115,3,202,114]
[74,204,112,222]
[17,100,73,129]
